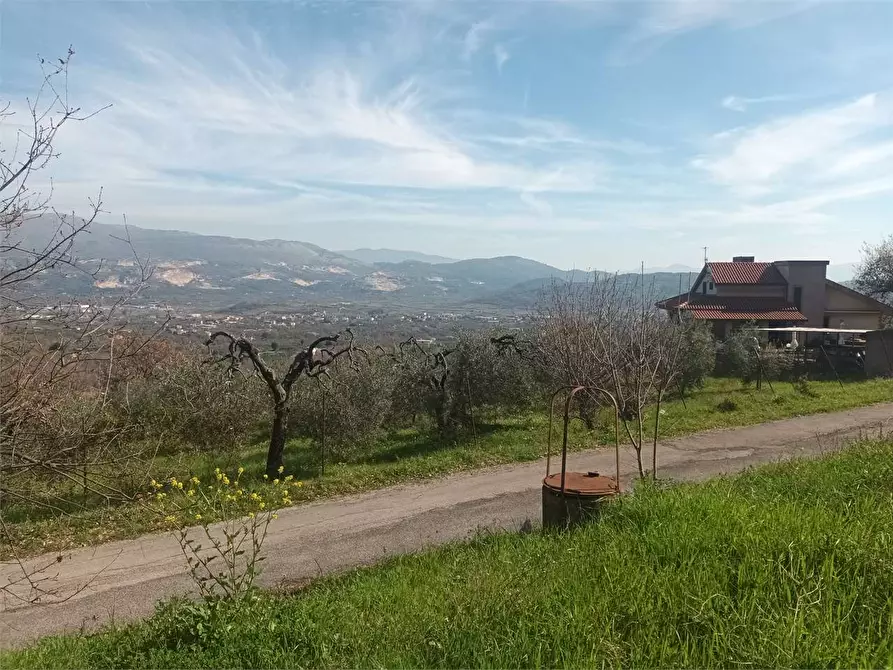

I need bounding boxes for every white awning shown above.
[755,327,869,334]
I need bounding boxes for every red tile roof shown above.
[656,294,806,321]
[708,261,786,285]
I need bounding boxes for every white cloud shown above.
[494,44,510,73]
[614,0,819,64]
[696,93,893,189]
[827,141,893,176]
[462,20,495,61]
[721,94,799,112]
[41,22,608,202]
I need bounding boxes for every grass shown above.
[7,440,893,668]
[3,376,892,560]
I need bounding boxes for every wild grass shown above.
[3,376,892,560]
[7,440,893,668]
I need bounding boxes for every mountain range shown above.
[10,218,854,311]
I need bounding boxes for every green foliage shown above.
[122,360,268,453]
[676,319,716,397]
[854,234,893,304]
[5,377,893,561]
[288,353,398,462]
[716,397,738,412]
[715,322,760,382]
[10,442,893,668]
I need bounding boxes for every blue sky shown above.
[2,0,892,270]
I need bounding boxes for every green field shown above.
[4,376,892,560]
[8,440,893,668]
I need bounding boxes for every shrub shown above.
[122,358,268,453]
[288,352,398,462]
[716,324,760,382]
[716,397,738,413]
[676,320,716,398]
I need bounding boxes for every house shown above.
[657,256,892,340]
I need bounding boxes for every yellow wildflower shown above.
[272,514,279,520]
[195,514,202,521]
[273,479,279,486]
[164,515,177,524]
[222,475,230,485]
[238,466,244,475]
[284,475,294,482]
[259,502,266,510]
[191,476,200,485]
[155,492,166,500]
[263,474,268,480]
[248,512,255,518]
[277,465,285,474]
[186,489,195,497]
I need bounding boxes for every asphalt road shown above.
[2,402,892,649]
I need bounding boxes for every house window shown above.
[709,281,714,290]
[793,286,803,309]
[823,316,830,328]
[702,283,707,295]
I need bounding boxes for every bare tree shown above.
[205,330,361,477]
[1,49,152,604]
[520,273,690,479]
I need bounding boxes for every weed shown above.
[716,397,738,412]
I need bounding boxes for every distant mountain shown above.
[634,264,700,274]
[336,248,458,265]
[10,219,567,307]
[9,219,698,312]
[471,271,693,310]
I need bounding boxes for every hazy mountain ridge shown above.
[13,219,855,311]
[336,248,458,265]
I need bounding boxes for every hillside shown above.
[10,219,568,308]
[10,218,697,311]
[336,248,457,265]
[470,271,694,310]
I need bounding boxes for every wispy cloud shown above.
[695,92,893,190]
[494,44,510,73]
[721,94,799,112]
[613,0,819,64]
[462,19,495,61]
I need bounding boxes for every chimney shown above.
[732,255,755,263]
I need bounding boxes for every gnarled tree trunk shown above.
[267,402,288,478]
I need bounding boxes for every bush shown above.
[676,320,716,398]
[715,324,760,382]
[288,352,398,462]
[121,358,268,453]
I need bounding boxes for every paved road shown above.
[2,403,892,649]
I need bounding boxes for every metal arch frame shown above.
[545,385,621,494]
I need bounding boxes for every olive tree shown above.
[205,330,361,477]
[855,235,893,305]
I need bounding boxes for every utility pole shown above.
[703,246,708,264]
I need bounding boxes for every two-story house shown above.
[656,256,892,340]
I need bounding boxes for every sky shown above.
[1,0,892,271]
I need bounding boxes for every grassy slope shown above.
[4,377,893,560]
[8,441,893,668]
